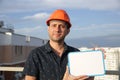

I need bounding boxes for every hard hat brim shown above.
[46,19,71,28]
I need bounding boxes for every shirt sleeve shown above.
[23,49,39,77]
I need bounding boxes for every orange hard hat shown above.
[46,9,71,28]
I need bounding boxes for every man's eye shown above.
[60,25,65,28]
[51,24,56,27]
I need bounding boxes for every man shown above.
[23,9,94,80]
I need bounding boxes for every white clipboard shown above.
[68,50,105,76]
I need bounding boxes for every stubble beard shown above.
[50,36,65,43]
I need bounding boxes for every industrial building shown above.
[0,21,46,80]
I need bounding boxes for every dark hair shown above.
[65,22,70,29]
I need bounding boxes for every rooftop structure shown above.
[0,22,47,80]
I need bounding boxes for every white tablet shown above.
[68,50,105,76]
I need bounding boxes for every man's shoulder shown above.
[67,45,80,52]
[26,44,48,59]
[32,44,47,52]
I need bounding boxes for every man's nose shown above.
[55,25,61,31]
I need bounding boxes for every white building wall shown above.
[79,47,120,80]
[12,34,44,46]
[0,33,12,45]
[0,32,45,46]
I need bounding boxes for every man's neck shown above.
[49,40,65,57]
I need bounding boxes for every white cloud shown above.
[0,0,120,13]
[69,23,120,39]
[0,0,45,13]
[15,26,40,34]
[15,25,48,39]
[72,23,120,31]
[23,12,49,20]
[77,0,120,10]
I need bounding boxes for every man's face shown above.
[48,20,70,42]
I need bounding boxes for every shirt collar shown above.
[45,41,52,53]
[45,41,68,53]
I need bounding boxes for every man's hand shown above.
[63,66,89,80]
[93,47,106,59]
[24,75,36,80]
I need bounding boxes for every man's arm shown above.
[24,75,36,80]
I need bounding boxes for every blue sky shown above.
[0,0,120,40]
